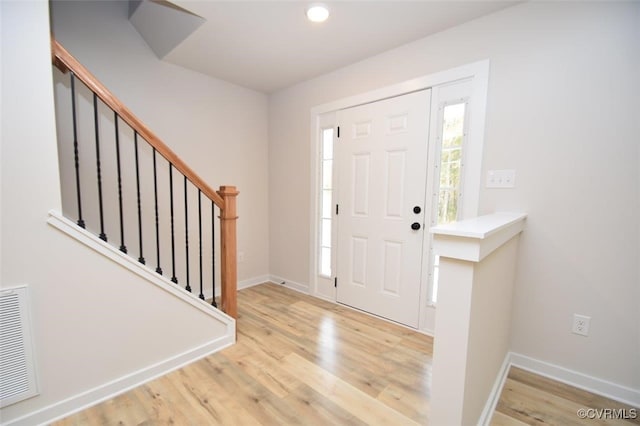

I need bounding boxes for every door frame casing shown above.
[309,60,490,333]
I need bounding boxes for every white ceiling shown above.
[135,1,519,93]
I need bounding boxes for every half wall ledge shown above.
[430,211,527,262]
[429,211,527,425]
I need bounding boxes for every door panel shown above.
[336,89,431,328]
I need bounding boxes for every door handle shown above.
[411,222,421,230]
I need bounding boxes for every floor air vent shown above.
[0,286,38,407]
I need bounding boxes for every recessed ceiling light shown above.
[306,5,329,23]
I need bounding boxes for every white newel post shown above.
[429,212,527,425]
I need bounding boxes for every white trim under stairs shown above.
[47,210,234,324]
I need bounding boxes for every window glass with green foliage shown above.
[437,103,465,225]
[431,102,466,304]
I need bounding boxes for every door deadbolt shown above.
[413,206,421,214]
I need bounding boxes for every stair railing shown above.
[51,39,237,318]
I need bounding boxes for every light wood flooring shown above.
[493,367,639,426]
[55,283,638,425]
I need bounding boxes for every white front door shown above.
[336,89,431,328]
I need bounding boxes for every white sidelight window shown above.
[431,101,467,303]
[319,127,334,277]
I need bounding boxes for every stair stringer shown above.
[47,210,234,326]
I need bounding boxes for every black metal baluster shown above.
[184,176,191,293]
[169,164,178,284]
[93,93,107,242]
[70,73,85,229]
[198,190,204,300]
[113,113,127,253]
[133,132,145,264]
[153,149,162,275]
[211,199,217,307]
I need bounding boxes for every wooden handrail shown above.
[51,39,225,208]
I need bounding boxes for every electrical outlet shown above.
[238,251,245,263]
[572,314,590,336]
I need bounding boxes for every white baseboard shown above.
[238,275,271,290]
[479,353,512,426]
[510,353,640,407]
[268,275,309,294]
[236,274,310,295]
[309,292,335,303]
[5,336,234,426]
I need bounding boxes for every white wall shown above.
[50,0,270,283]
[269,2,640,391]
[1,1,232,424]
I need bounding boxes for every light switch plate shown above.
[486,169,516,188]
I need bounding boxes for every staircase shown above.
[50,39,238,318]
